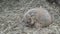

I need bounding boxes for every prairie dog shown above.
[23,7,52,28]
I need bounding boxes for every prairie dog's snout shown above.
[23,7,52,28]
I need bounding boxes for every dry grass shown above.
[0,0,60,34]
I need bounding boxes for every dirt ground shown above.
[0,0,60,34]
